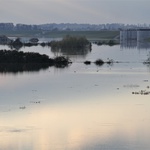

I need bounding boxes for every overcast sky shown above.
[0,0,150,25]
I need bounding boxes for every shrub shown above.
[51,35,90,49]
[84,61,91,65]
[94,59,104,66]
[0,50,71,68]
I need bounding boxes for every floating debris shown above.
[123,84,140,88]
[132,90,150,95]
[32,90,37,92]
[30,101,41,104]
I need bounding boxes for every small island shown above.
[0,50,72,69]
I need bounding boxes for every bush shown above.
[0,50,71,68]
[54,56,71,68]
[94,59,104,66]
[51,35,90,49]
[84,61,91,65]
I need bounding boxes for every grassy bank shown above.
[43,31,119,40]
[0,30,119,41]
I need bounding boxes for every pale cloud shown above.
[0,0,150,24]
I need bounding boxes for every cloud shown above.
[0,0,150,24]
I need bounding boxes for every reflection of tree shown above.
[9,44,23,50]
[120,40,150,49]
[10,38,23,50]
[0,63,49,74]
[50,36,92,58]
[51,47,91,57]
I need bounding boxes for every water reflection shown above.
[120,40,150,50]
[51,47,92,58]
[0,62,72,74]
[1,93,150,150]
[0,44,150,150]
[8,43,23,50]
[0,43,92,59]
[137,42,150,50]
[120,40,137,49]
[0,63,49,74]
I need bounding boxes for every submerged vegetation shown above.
[94,59,104,66]
[53,56,71,68]
[1,33,150,72]
[5,35,92,51]
[50,35,91,49]
[84,61,91,65]
[84,58,114,66]
[143,54,150,65]
[93,40,119,46]
[50,35,92,56]
[8,38,51,50]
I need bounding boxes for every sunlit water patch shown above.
[0,43,150,150]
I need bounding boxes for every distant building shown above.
[120,29,137,41]
[120,28,150,49]
[120,28,150,42]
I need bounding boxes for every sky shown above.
[0,0,150,25]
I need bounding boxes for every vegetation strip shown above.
[48,35,91,49]
[0,50,71,68]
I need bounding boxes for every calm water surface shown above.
[0,42,150,150]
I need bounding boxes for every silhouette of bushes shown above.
[0,50,50,63]
[0,50,71,69]
[94,40,118,46]
[84,59,114,66]
[144,56,150,64]
[53,56,71,68]
[94,59,104,66]
[84,61,91,65]
[9,36,92,51]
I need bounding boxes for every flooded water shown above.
[0,41,150,150]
